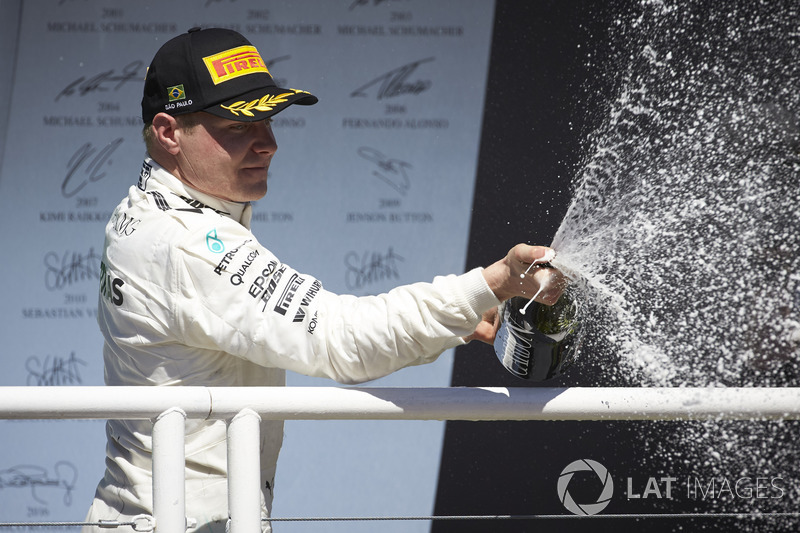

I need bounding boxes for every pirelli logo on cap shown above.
[203,45,270,85]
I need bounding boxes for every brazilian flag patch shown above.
[168,84,186,102]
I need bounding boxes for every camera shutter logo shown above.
[557,459,614,515]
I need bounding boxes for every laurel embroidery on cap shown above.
[221,89,310,117]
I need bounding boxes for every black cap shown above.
[142,27,317,123]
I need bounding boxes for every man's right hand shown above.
[481,244,566,304]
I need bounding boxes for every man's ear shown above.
[151,113,181,155]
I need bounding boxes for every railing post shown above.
[227,408,263,533]
[152,407,187,533]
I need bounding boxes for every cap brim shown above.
[204,86,318,122]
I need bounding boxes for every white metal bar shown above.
[206,386,800,421]
[152,408,187,533]
[227,409,263,533]
[0,387,799,421]
[0,386,211,419]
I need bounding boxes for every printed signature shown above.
[357,147,411,196]
[26,352,87,386]
[62,137,124,198]
[44,247,102,291]
[0,462,78,506]
[349,0,408,9]
[55,61,143,102]
[345,247,404,290]
[350,57,434,100]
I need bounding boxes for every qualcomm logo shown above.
[557,459,614,515]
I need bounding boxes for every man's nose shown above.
[253,120,277,153]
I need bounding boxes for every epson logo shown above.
[249,263,285,312]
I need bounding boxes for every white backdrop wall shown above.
[0,1,495,531]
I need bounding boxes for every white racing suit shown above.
[83,158,500,532]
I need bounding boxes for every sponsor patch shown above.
[274,273,304,316]
[206,228,225,254]
[138,161,152,191]
[203,45,269,85]
[100,261,125,307]
[178,195,229,215]
[167,84,186,102]
[253,264,285,312]
[294,279,322,322]
[148,190,171,211]
[214,239,253,276]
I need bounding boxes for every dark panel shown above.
[434,2,799,532]
[434,2,686,532]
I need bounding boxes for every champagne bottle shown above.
[493,288,581,380]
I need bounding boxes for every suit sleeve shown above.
[174,221,500,383]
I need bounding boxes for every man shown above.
[84,27,564,532]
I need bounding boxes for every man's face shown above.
[174,112,278,202]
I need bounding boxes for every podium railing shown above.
[1,386,799,532]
